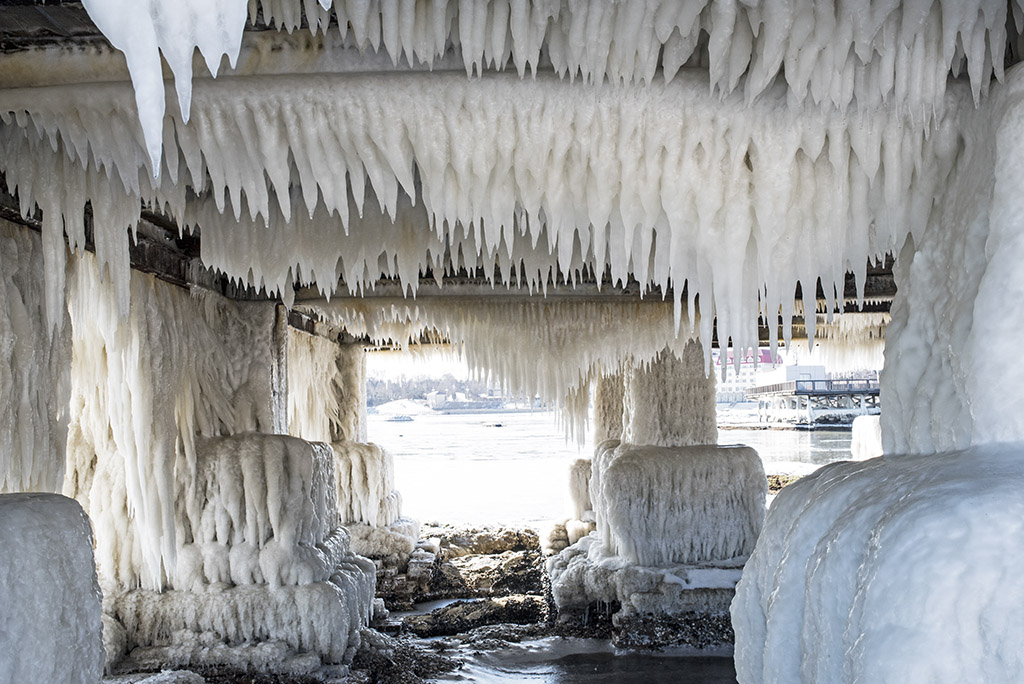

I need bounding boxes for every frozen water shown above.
[0,493,103,684]
[850,415,883,460]
[288,330,367,443]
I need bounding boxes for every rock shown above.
[449,550,543,596]
[422,524,539,557]
[403,595,547,637]
[612,612,734,650]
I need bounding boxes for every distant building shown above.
[713,348,780,403]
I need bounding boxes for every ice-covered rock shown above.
[732,444,1024,684]
[0,493,103,684]
[599,444,766,566]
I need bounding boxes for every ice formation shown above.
[881,64,1024,454]
[811,311,888,371]
[592,372,624,444]
[78,0,1019,171]
[621,343,717,447]
[732,444,1024,684]
[287,329,367,443]
[318,296,699,436]
[851,414,883,461]
[567,458,592,521]
[548,533,745,619]
[0,493,104,684]
[0,219,70,494]
[0,69,961,365]
[598,444,766,566]
[110,433,376,670]
[64,252,280,590]
[332,441,401,528]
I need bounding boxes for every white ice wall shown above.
[621,342,717,448]
[64,252,280,590]
[0,493,104,684]
[0,220,70,494]
[732,445,1024,684]
[882,64,1024,454]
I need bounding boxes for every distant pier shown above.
[746,379,880,427]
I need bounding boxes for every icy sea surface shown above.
[367,409,852,525]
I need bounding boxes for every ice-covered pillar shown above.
[593,371,625,443]
[881,66,1024,454]
[621,341,717,447]
[335,342,368,443]
[286,332,368,443]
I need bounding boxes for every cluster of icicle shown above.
[78,0,1022,170]
[313,296,699,437]
[332,441,402,528]
[1,68,962,355]
[287,329,368,443]
[64,252,279,590]
[812,311,889,370]
[0,221,70,494]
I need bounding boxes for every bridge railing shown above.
[746,379,880,398]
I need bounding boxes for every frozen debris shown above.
[621,343,717,447]
[0,220,71,493]
[732,444,1024,684]
[850,415,883,461]
[64,253,279,590]
[0,493,104,684]
[79,0,1018,168]
[0,68,962,371]
[598,444,766,566]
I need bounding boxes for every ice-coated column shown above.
[592,371,625,443]
[335,343,368,443]
[621,341,716,447]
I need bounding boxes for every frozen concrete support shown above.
[287,329,367,444]
[592,372,625,443]
[621,341,717,448]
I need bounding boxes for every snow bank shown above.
[64,252,280,590]
[0,220,70,493]
[0,493,103,683]
[599,444,766,566]
[548,534,744,619]
[851,415,883,461]
[732,444,1024,684]
[79,0,1013,170]
[621,343,716,448]
[288,329,366,444]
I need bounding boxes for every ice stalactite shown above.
[732,444,1024,684]
[287,329,367,444]
[64,252,280,590]
[0,493,104,684]
[316,296,698,437]
[79,0,1019,164]
[109,433,376,672]
[811,311,889,371]
[0,220,71,494]
[621,342,717,448]
[882,64,1024,454]
[0,70,961,363]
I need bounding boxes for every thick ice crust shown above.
[288,330,366,444]
[116,553,375,667]
[0,493,103,684]
[733,444,1024,684]
[600,444,766,566]
[332,441,402,527]
[347,517,420,562]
